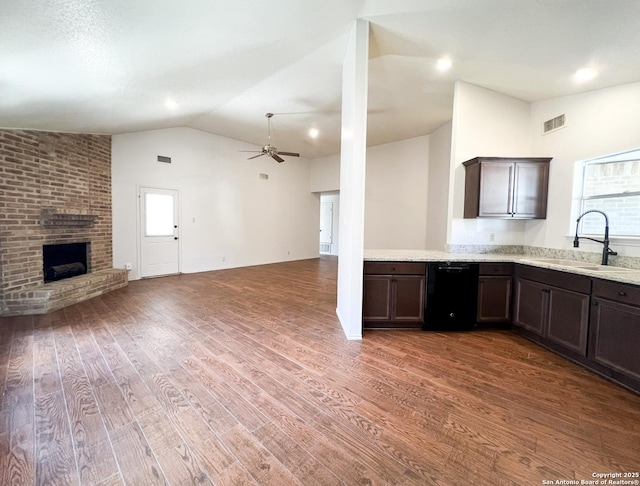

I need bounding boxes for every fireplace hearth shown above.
[43,242,90,282]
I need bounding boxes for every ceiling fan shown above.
[242,113,300,163]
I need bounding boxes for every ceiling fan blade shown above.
[277,151,300,157]
[240,150,262,153]
[271,154,285,163]
[247,153,265,160]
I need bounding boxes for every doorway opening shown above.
[319,192,339,255]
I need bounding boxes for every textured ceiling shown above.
[2,0,640,158]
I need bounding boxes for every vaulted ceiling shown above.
[2,0,640,158]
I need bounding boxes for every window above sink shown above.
[577,148,640,238]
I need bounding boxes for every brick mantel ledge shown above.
[1,269,128,316]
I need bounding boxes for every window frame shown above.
[578,148,640,238]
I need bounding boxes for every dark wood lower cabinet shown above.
[513,278,547,336]
[477,276,512,323]
[477,263,512,324]
[362,259,640,393]
[588,279,640,390]
[362,275,392,322]
[363,262,426,329]
[393,275,426,322]
[546,286,590,355]
[512,269,640,392]
[513,266,590,356]
[590,298,640,382]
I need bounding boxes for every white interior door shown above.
[319,202,333,253]
[140,187,179,277]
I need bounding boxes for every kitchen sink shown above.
[582,265,637,273]
[528,258,637,273]
[528,258,596,267]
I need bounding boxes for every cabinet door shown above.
[363,275,392,322]
[477,276,512,323]
[513,278,547,336]
[513,162,549,218]
[589,298,640,382]
[546,286,590,355]
[393,275,425,322]
[478,162,514,217]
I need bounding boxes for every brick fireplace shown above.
[0,130,127,316]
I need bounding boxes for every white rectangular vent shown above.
[157,155,172,163]
[259,173,269,180]
[543,114,565,134]
[320,243,331,253]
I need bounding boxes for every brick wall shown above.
[582,160,640,236]
[0,129,113,300]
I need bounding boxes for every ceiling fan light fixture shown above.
[242,112,300,162]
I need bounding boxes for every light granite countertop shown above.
[363,249,640,286]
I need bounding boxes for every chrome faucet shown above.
[573,209,617,265]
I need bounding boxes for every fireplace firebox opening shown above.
[43,242,90,283]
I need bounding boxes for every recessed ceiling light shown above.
[574,68,597,83]
[308,128,319,139]
[436,58,452,72]
[165,98,178,110]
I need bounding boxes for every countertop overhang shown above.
[363,249,640,286]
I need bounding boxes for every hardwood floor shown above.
[1,256,639,485]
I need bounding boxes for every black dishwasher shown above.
[423,262,479,331]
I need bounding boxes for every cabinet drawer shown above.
[592,279,640,306]
[363,262,426,275]
[516,264,591,294]
[479,263,513,276]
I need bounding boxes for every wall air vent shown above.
[259,173,269,180]
[157,155,172,163]
[543,114,566,134]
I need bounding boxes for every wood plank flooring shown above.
[1,256,639,485]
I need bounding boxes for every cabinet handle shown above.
[619,291,627,296]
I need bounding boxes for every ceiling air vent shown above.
[157,155,172,163]
[543,114,565,134]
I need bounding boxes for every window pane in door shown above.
[145,193,174,236]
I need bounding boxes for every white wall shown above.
[426,122,452,250]
[364,135,429,249]
[311,135,433,250]
[448,81,532,245]
[310,155,340,192]
[528,81,640,257]
[112,127,320,280]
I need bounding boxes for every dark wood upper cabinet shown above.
[463,157,551,219]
